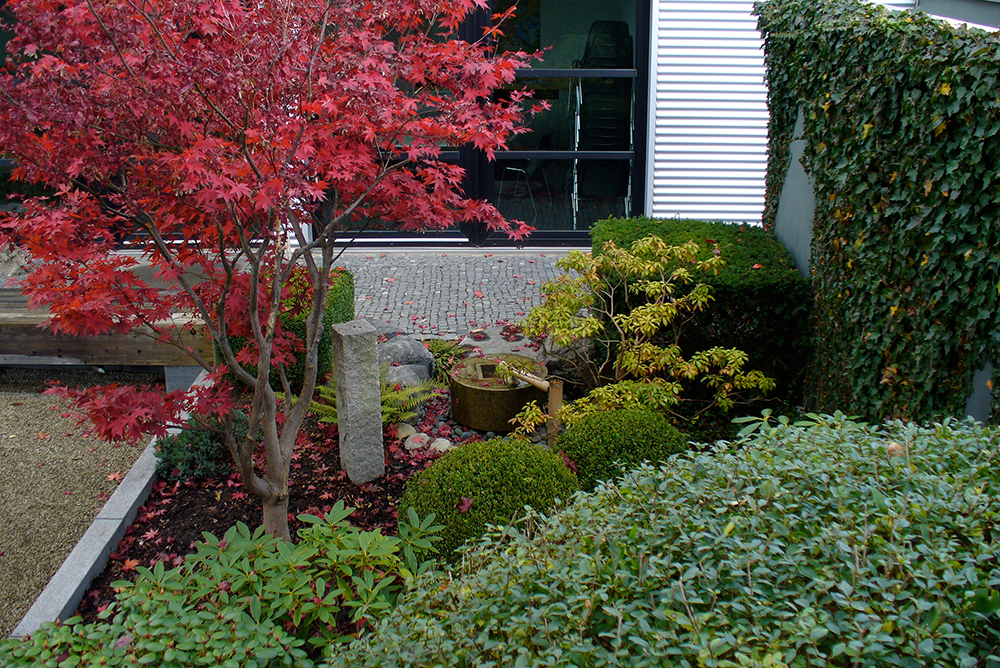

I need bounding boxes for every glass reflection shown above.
[494,158,629,231]
[493,0,636,70]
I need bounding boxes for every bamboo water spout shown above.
[503,368,563,446]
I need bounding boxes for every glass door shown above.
[483,0,645,238]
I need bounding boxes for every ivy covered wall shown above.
[755,0,1000,422]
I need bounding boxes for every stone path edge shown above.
[9,370,209,640]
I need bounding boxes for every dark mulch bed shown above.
[75,394,458,624]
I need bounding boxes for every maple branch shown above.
[84,0,137,79]
[287,162,400,265]
[305,0,338,103]
[135,220,253,389]
[209,222,257,387]
[122,0,180,61]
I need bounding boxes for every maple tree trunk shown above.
[261,492,290,540]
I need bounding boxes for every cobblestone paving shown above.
[331,248,580,337]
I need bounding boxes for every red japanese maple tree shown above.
[0,0,536,538]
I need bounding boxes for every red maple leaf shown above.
[457,497,474,514]
[121,559,139,573]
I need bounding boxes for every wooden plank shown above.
[0,322,213,366]
[1,284,216,366]
[0,289,32,311]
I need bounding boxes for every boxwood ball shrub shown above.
[555,406,688,491]
[325,415,1000,668]
[399,438,579,559]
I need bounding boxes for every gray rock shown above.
[378,335,434,375]
[331,320,385,485]
[361,318,404,339]
[383,363,430,388]
[429,438,455,454]
[395,423,417,440]
[404,433,431,451]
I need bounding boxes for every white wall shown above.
[645,0,916,224]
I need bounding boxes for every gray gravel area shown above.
[0,367,162,637]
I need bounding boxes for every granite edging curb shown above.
[9,369,208,640]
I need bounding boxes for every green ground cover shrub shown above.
[327,416,1000,668]
[154,411,249,482]
[399,438,579,559]
[756,0,1000,422]
[227,267,354,394]
[591,217,812,406]
[554,406,688,491]
[0,503,442,668]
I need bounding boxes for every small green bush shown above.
[154,411,248,482]
[326,416,1000,668]
[554,407,688,491]
[591,217,812,403]
[0,503,443,668]
[399,438,579,559]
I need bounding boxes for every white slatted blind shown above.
[873,1,917,10]
[647,0,767,222]
[646,0,916,224]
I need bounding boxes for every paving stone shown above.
[334,248,577,336]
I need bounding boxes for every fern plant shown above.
[424,337,468,384]
[308,369,440,426]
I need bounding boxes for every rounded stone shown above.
[428,438,455,454]
[404,433,431,450]
[396,423,418,440]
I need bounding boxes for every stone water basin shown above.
[450,353,546,433]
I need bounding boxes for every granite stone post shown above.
[331,319,384,484]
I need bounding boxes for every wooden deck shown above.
[0,288,213,366]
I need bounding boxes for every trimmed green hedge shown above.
[592,217,812,403]
[227,267,353,394]
[325,416,1000,667]
[756,0,1000,422]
